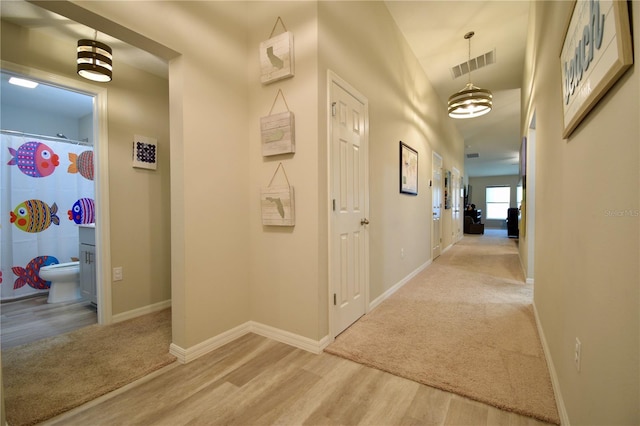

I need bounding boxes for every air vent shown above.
[466,153,480,158]
[451,50,496,79]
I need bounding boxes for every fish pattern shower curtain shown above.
[0,132,95,301]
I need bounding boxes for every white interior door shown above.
[329,73,369,337]
[432,152,443,259]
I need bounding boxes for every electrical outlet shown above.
[401,248,405,259]
[574,337,581,372]
[113,267,123,281]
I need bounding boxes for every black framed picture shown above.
[399,141,418,195]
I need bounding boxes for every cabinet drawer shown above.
[79,226,95,245]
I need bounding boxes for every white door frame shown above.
[2,60,113,325]
[524,112,536,283]
[327,70,370,339]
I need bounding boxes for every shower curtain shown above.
[1,131,95,301]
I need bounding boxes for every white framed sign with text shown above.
[560,0,632,138]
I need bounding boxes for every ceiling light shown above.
[8,77,39,89]
[77,31,112,83]
[448,31,492,119]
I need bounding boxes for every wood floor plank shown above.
[0,295,96,349]
[308,364,386,424]
[273,354,362,425]
[358,372,421,425]
[401,383,452,425]
[445,396,489,425]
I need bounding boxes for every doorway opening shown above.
[0,66,111,347]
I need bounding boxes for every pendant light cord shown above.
[465,31,474,86]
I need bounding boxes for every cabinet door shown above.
[80,243,97,304]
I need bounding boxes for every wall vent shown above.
[466,153,480,158]
[451,49,496,79]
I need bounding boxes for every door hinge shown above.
[332,199,336,211]
[331,102,337,117]
[333,293,337,305]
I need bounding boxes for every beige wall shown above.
[247,2,324,339]
[319,1,464,301]
[524,1,639,423]
[0,20,172,316]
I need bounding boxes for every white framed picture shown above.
[132,135,157,170]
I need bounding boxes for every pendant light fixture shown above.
[448,31,492,119]
[77,31,112,83]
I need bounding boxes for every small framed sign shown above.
[261,162,295,226]
[260,31,295,84]
[261,185,295,226]
[261,111,295,156]
[132,135,157,170]
[560,0,633,138]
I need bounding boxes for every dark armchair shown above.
[464,215,484,234]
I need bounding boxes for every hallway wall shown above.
[524,2,639,423]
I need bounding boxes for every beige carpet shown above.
[325,232,560,425]
[2,308,176,426]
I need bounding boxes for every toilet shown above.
[38,261,81,303]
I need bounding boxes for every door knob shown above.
[360,218,370,225]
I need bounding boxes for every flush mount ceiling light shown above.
[448,31,492,119]
[77,31,112,83]
[8,77,39,89]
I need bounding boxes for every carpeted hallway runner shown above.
[325,233,560,424]
[2,308,175,426]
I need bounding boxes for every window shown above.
[486,186,510,219]
[516,185,523,210]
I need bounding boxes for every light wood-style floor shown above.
[0,295,96,349]
[47,333,554,426]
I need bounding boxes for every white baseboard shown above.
[169,321,330,364]
[249,321,331,354]
[369,259,431,311]
[170,322,251,364]
[526,277,534,285]
[533,302,570,425]
[112,299,172,323]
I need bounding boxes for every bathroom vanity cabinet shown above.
[79,225,97,305]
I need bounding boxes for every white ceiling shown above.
[1,0,530,177]
[385,1,530,177]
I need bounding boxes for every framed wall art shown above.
[560,0,633,138]
[261,89,295,156]
[444,169,451,209]
[399,141,418,195]
[132,135,157,170]
[261,162,295,226]
[260,17,295,85]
